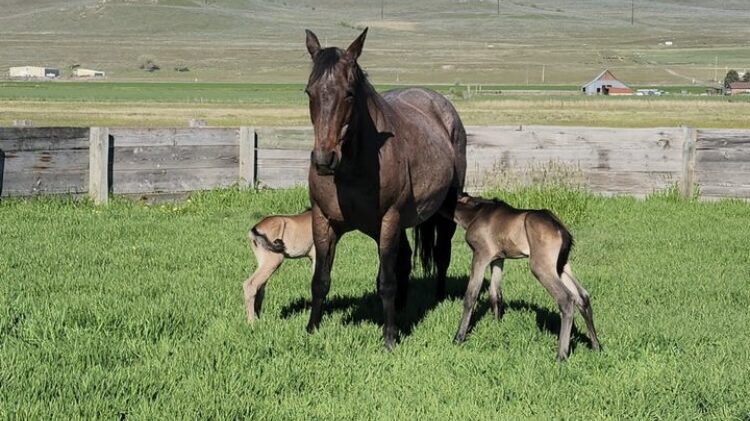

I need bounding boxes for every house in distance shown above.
[73,68,106,78]
[9,66,60,79]
[726,81,750,95]
[582,69,633,95]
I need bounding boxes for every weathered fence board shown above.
[3,125,750,200]
[112,145,238,171]
[112,168,238,195]
[464,126,685,194]
[109,128,238,147]
[695,129,750,199]
[255,148,309,188]
[256,127,313,150]
[0,127,89,196]
[2,171,88,195]
[109,128,239,195]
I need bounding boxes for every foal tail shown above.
[250,226,286,254]
[545,210,575,276]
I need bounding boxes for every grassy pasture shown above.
[1,1,749,85]
[1,81,749,128]
[1,186,749,418]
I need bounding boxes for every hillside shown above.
[1,0,749,84]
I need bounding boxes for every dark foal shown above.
[304,28,466,349]
[452,194,600,361]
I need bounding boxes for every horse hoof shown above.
[453,334,465,344]
[306,323,318,334]
[384,339,396,352]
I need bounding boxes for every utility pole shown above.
[381,0,384,19]
[497,0,500,15]
[631,0,634,25]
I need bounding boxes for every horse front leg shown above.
[378,212,402,350]
[306,206,340,334]
[454,251,492,344]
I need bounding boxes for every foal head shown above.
[305,28,368,175]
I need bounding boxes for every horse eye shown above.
[345,91,354,100]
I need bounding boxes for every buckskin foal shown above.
[451,194,601,360]
[304,28,467,349]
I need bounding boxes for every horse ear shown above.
[346,27,368,61]
[305,29,321,58]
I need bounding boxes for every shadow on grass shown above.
[505,299,595,351]
[280,276,596,352]
[280,275,468,338]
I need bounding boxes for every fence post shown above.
[239,126,256,189]
[681,126,697,199]
[89,127,110,205]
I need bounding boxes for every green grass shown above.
[2,186,749,418]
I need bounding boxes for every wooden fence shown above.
[1,125,749,203]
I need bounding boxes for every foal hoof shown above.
[306,323,318,334]
[453,333,466,344]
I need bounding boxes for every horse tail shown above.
[250,226,286,254]
[413,216,437,275]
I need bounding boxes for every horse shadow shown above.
[279,276,594,349]
[280,275,468,337]
[504,299,594,351]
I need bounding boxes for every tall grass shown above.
[1,187,749,418]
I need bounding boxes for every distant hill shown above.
[1,0,749,84]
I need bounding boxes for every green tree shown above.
[724,69,740,88]
[742,72,750,82]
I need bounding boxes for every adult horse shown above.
[304,28,467,349]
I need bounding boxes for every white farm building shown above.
[73,68,106,78]
[9,66,60,79]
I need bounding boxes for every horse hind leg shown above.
[489,259,505,320]
[561,264,601,351]
[395,231,412,310]
[244,249,284,324]
[529,256,576,361]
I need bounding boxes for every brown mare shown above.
[304,28,467,349]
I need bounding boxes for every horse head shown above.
[305,28,368,175]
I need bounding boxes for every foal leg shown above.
[561,263,601,351]
[434,216,457,300]
[307,207,340,334]
[243,252,283,324]
[395,231,412,310]
[379,212,403,350]
[488,259,505,320]
[529,257,576,361]
[454,252,492,344]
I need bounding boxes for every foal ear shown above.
[305,29,321,58]
[346,27,368,61]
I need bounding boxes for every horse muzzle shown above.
[311,149,339,176]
